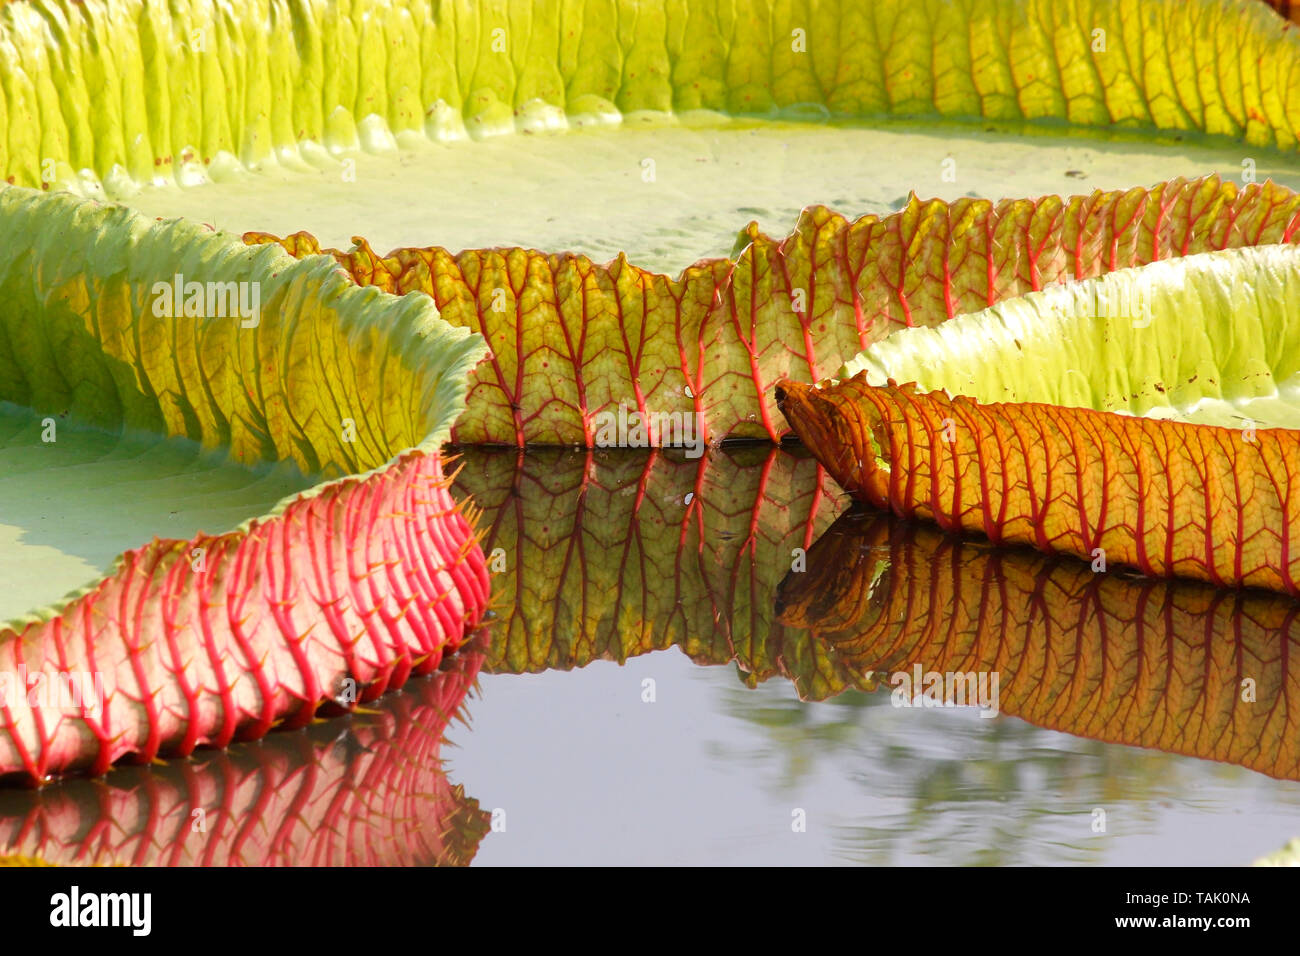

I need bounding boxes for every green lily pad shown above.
[6,0,1300,782]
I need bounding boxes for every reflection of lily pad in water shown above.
[456,443,1300,786]
[437,448,1300,865]
[778,508,1300,782]
[452,444,854,699]
[0,647,488,867]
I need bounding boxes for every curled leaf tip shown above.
[783,371,1300,595]
[785,241,1300,596]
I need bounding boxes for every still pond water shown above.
[2,446,1298,865]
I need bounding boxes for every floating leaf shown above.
[251,175,1300,446]
[8,0,1300,193]
[779,243,1300,593]
[0,190,489,784]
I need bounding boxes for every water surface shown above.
[5,447,1298,865]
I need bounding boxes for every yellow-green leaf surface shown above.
[840,243,1300,430]
[0,186,490,782]
[0,405,316,623]
[0,191,482,470]
[0,187,484,617]
[6,0,1300,195]
[11,1,1300,448]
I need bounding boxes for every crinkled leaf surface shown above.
[780,243,1300,593]
[0,192,482,473]
[6,0,1300,193]
[0,189,490,783]
[251,174,1300,445]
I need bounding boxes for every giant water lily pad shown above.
[777,243,1300,593]
[0,189,487,783]
[6,0,1300,786]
